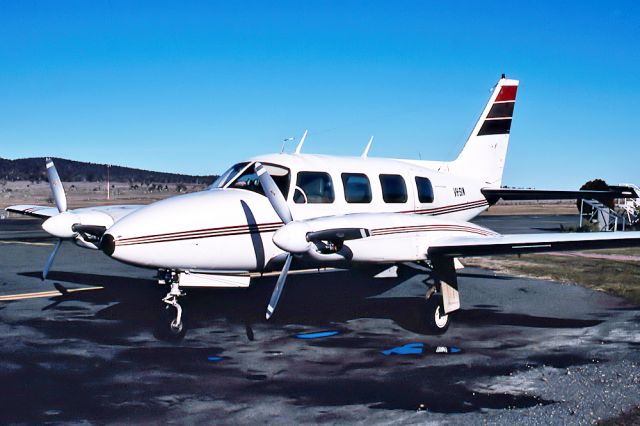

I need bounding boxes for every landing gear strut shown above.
[157,270,186,340]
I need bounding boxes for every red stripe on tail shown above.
[495,85,518,102]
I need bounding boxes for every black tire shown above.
[424,294,450,334]
[154,304,187,342]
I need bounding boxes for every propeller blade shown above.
[306,228,371,243]
[255,162,292,224]
[42,239,62,280]
[266,253,293,320]
[46,158,67,213]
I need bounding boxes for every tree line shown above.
[0,157,217,184]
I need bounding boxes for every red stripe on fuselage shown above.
[410,199,489,215]
[113,200,491,246]
[117,221,283,243]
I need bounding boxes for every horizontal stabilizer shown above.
[481,188,637,205]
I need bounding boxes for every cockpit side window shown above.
[294,172,335,204]
[227,163,291,198]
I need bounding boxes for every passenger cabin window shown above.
[342,173,372,203]
[294,172,335,204]
[227,163,290,198]
[379,174,407,203]
[415,177,434,203]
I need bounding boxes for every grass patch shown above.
[584,247,640,256]
[465,249,640,305]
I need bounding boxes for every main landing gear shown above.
[417,257,460,334]
[157,270,186,340]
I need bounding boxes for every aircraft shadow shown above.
[18,269,604,339]
[455,308,602,328]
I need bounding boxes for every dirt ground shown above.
[0,180,578,215]
[0,181,209,209]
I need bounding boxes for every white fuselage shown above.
[104,153,493,271]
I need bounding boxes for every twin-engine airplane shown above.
[7,75,640,339]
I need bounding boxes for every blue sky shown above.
[0,1,638,188]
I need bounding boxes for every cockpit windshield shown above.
[211,161,291,199]
[210,162,250,189]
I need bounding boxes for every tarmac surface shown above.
[1,213,639,424]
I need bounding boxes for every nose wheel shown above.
[158,278,187,340]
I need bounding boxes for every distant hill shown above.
[0,157,218,184]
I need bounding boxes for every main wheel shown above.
[424,294,450,334]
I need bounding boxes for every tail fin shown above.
[449,75,519,188]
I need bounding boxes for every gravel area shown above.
[1,216,639,424]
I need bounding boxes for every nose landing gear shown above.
[157,270,186,340]
[163,282,185,334]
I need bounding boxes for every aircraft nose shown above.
[101,233,116,256]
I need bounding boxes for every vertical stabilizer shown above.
[450,76,519,188]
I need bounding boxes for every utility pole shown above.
[107,164,111,200]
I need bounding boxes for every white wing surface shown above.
[5,204,144,222]
[5,205,60,219]
[428,231,640,258]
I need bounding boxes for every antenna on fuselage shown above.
[361,136,374,158]
[281,137,295,153]
[294,129,308,154]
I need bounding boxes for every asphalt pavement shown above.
[0,214,638,424]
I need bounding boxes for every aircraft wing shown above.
[73,205,145,222]
[5,204,144,222]
[481,187,637,205]
[427,231,640,258]
[5,205,59,219]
